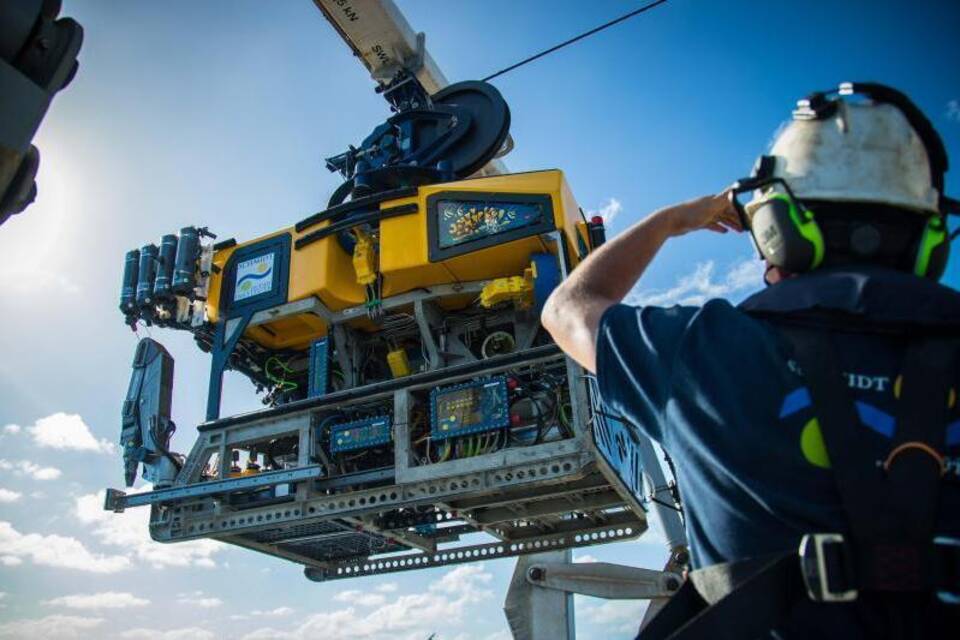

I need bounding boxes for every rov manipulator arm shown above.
[120,338,182,488]
[0,0,83,225]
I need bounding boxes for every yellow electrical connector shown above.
[479,263,535,309]
[352,230,378,286]
[387,348,411,378]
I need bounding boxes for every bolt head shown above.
[527,567,544,582]
[665,577,680,591]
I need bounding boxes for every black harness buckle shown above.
[799,533,858,602]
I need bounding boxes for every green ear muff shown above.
[748,193,825,273]
[913,215,948,279]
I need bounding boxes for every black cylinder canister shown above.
[153,234,178,300]
[120,248,140,313]
[172,226,199,295]
[136,243,158,308]
[587,216,607,249]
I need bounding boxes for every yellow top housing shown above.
[204,170,588,352]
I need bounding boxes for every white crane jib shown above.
[312,0,509,175]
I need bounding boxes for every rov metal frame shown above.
[105,233,682,593]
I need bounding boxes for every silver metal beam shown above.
[304,520,640,583]
[104,465,323,511]
[504,550,575,640]
[524,562,681,600]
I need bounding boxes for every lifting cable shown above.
[481,0,669,82]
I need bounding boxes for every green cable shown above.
[265,356,298,391]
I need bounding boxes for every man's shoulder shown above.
[739,266,960,327]
[604,298,759,336]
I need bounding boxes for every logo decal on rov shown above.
[234,254,275,302]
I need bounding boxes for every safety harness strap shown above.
[638,329,959,639]
[639,553,799,640]
[785,330,956,592]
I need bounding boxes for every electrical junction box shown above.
[329,416,392,454]
[307,338,330,398]
[430,377,510,440]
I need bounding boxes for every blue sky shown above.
[0,1,957,638]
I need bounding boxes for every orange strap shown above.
[882,441,945,476]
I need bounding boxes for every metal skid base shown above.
[106,344,652,582]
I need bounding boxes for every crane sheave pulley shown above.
[324,76,510,206]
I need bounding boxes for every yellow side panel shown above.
[288,224,366,310]
[378,194,457,297]
[559,177,585,267]
[204,226,363,355]
[379,170,578,295]
[248,313,327,351]
[204,242,240,325]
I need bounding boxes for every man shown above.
[542,83,959,638]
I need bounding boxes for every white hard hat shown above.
[750,83,947,215]
[731,83,954,280]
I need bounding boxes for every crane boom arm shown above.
[313,0,448,94]
[312,0,507,174]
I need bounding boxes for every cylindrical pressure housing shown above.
[120,248,140,313]
[172,226,199,295]
[153,234,178,300]
[136,243,158,308]
[588,216,606,249]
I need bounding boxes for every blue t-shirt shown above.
[596,266,960,569]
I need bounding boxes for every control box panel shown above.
[329,416,392,454]
[430,376,509,440]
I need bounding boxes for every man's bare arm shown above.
[541,193,741,372]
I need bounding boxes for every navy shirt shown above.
[596,266,960,569]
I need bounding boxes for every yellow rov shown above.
[108,30,682,609]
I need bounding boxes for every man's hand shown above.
[659,192,742,237]
[541,191,743,373]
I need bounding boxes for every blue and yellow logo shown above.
[237,260,272,294]
[779,382,960,469]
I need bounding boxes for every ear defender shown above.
[913,214,949,279]
[748,193,825,273]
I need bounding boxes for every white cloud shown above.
[255,607,295,617]
[121,628,217,640]
[75,491,224,569]
[948,99,960,122]
[232,606,297,621]
[240,564,495,640]
[27,413,114,454]
[176,591,222,608]
[0,521,131,573]
[2,424,20,435]
[580,598,649,635]
[626,258,764,307]
[574,553,598,563]
[0,459,62,480]
[587,197,623,225]
[185,597,222,608]
[375,583,398,593]
[43,592,149,609]
[0,489,21,503]
[0,614,104,640]
[333,590,387,608]
[430,563,493,599]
